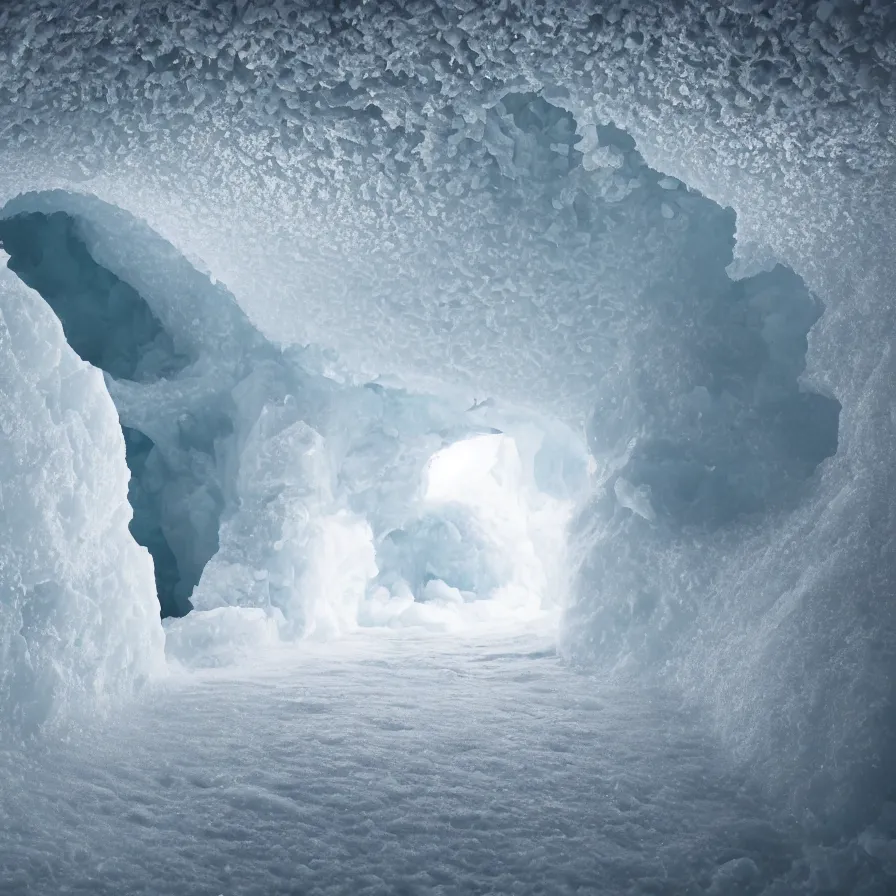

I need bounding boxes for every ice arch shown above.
[0,194,360,635]
[0,205,247,620]
[0,190,585,648]
[0,194,324,628]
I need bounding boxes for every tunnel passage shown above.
[0,211,215,618]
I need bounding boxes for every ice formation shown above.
[0,0,894,879]
[0,190,578,677]
[0,251,164,737]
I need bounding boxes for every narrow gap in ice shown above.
[121,426,198,619]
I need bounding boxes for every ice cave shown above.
[1,1,895,894]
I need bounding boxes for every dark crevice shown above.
[122,427,194,619]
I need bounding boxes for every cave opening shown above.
[362,430,581,633]
[0,210,210,618]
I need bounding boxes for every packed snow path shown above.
[1,629,830,896]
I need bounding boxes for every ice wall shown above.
[0,260,164,738]
[0,0,894,843]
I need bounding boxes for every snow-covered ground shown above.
[3,624,880,896]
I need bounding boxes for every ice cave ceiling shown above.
[2,0,896,874]
[0,0,893,418]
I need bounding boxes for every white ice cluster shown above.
[0,0,895,847]
[0,254,164,737]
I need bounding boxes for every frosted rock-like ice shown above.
[0,259,164,736]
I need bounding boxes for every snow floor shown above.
[0,627,838,895]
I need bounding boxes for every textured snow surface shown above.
[0,0,895,860]
[3,630,891,896]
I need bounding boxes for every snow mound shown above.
[163,607,282,670]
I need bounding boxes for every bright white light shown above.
[358,428,585,636]
[413,432,573,632]
[424,433,511,504]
